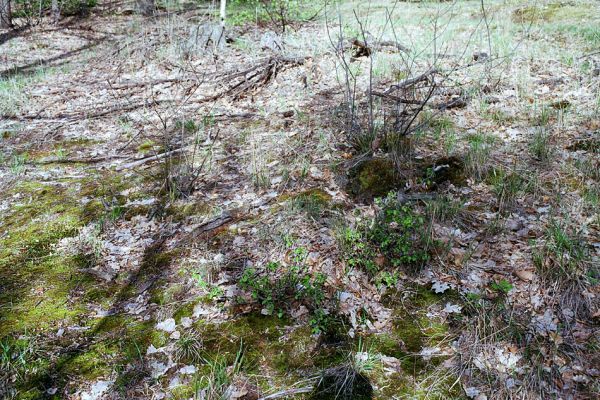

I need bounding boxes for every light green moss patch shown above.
[61,342,116,380]
[362,284,461,398]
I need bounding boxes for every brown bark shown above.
[0,0,12,29]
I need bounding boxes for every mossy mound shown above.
[422,156,466,188]
[288,188,334,218]
[347,157,400,201]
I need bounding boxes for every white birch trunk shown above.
[220,0,227,28]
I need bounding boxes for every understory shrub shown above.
[342,193,436,276]
[238,246,333,333]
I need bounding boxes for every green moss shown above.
[174,301,196,322]
[288,188,334,218]
[295,188,332,203]
[137,139,156,153]
[0,215,87,335]
[62,342,114,380]
[377,285,455,372]
[165,202,212,222]
[194,314,325,387]
[15,388,45,400]
[170,384,196,400]
[272,325,319,372]
[0,171,166,394]
[348,158,398,201]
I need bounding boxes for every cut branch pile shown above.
[217,56,307,100]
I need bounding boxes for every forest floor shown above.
[0,1,599,399]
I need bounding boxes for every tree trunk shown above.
[0,0,11,29]
[51,0,60,24]
[220,0,227,28]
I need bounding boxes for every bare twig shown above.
[115,148,186,171]
[257,387,314,400]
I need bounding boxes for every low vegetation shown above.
[0,0,599,399]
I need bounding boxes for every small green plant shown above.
[427,113,454,140]
[375,271,399,288]
[0,336,43,384]
[488,168,524,211]
[53,148,67,160]
[464,132,495,180]
[442,128,458,156]
[192,273,224,301]
[342,226,378,275]
[238,246,331,333]
[529,128,553,162]
[490,279,513,294]
[532,219,593,283]
[175,119,199,134]
[574,157,600,181]
[424,195,464,224]
[175,330,203,364]
[534,103,551,127]
[343,193,434,276]
[9,153,27,175]
[485,109,513,124]
[583,185,599,210]
[290,190,329,219]
[194,344,244,400]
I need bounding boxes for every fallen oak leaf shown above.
[514,269,534,282]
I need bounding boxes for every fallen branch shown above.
[115,148,185,171]
[107,78,196,90]
[370,91,425,105]
[351,38,410,55]
[219,56,308,100]
[434,97,468,110]
[384,68,438,94]
[4,99,172,122]
[258,387,314,400]
[31,155,128,165]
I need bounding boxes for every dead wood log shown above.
[434,97,468,110]
[31,155,128,165]
[384,68,438,94]
[219,56,307,99]
[351,38,410,57]
[370,91,425,105]
[107,78,196,90]
[115,148,185,171]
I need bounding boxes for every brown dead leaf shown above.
[450,247,466,267]
[515,269,534,282]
